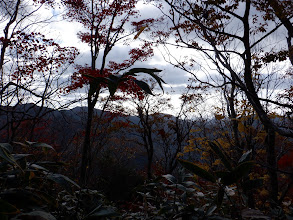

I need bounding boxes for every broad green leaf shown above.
[107,80,119,96]
[0,199,20,215]
[220,174,237,186]
[123,68,165,91]
[176,183,187,192]
[208,216,231,220]
[220,174,235,186]
[80,72,97,80]
[234,161,254,178]
[238,149,252,163]
[12,154,31,161]
[30,164,49,172]
[185,187,196,193]
[33,190,58,208]
[0,148,18,166]
[209,142,232,171]
[216,187,225,208]
[0,189,46,208]
[183,181,197,187]
[133,79,153,95]
[106,75,121,96]
[13,142,27,147]
[214,171,230,180]
[178,159,216,183]
[158,206,173,215]
[143,70,165,92]
[242,179,263,191]
[108,74,120,82]
[124,68,161,76]
[89,76,107,96]
[86,207,119,219]
[13,211,56,220]
[162,174,177,184]
[181,191,187,202]
[26,142,55,151]
[37,161,66,166]
[0,143,13,153]
[47,173,80,194]
[206,205,217,216]
[222,161,254,185]
[0,169,21,177]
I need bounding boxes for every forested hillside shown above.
[0,0,292,219]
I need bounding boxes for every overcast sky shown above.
[34,1,194,114]
[26,0,292,116]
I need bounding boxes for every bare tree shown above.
[62,0,164,186]
[0,0,78,143]
[157,0,293,204]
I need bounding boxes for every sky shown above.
[2,0,291,117]
[36,1,194,115]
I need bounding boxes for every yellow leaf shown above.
[259,189,269,197]
[213,159,221,166]
[238,122,246,133]
[29,171,35,180]
[134,26,147,39]
[215,114,225,120]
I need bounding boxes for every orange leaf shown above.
[134,26,147,39]
[215,114,225,120]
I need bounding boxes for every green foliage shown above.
[0,142,73,218]
[238,149,252,163]
[0,143,19,167]
[122,170,229,219]
[56,189,119,220]
[0,141,121,219]
[177,141,259,217]
[124,68,165,91]
[85,206,118,220]
[86,68,165,97]
[178,159,216,183]
[179,142,254,186]
[0,199,19,215]
[47,174,80,194]
[209,142,232,171]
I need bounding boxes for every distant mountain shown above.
[0,104,155,169]
[0,103,196,173]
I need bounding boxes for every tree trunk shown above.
[147,151,153,179]
[80,97,94,187]
[242,0,279,204]
[265,127,278,204]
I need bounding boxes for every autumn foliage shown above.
[8,32,78,81]
[1,0,293,219]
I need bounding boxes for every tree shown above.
[134,94,171,179]
[167,87,206,173]
[0,0,78,143]
[62,0,164,186]
[156,0,293,205]
[126,82,199,177]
